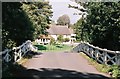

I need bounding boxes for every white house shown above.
[47,25,76,43]
[35,25,76,44]
[35,35,51,45]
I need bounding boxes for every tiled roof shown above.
[38,35,51,39]
[47,25,73,35]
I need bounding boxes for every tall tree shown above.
[72,2,120,50]
[2,2,34,49]
[2,2,53,49]
[57,14,70,26]
[21,1,53,39]
[74,18,83,41]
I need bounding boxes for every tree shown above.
[57,14,70,26]
[74,18,84,41]
[71,2,120,50]
[2,2,34,49]
[2,2,53,49]
[64,38,70,42]
[21,2,53,39]
[57,35,64,43]
[50,37,55,45]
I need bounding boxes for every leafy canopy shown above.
[2,2,53,49]
[72,2,120,50]
[57,14,70,26]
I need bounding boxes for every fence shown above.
[73,41,120,65]
[1,40,37,63]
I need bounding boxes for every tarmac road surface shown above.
[23,52,111,79]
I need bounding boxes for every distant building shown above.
[35,35,51,45]
[35,25,76,44]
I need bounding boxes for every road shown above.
[23,52,111,79]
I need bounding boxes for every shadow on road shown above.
[2,63,112,79]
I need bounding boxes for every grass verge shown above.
[17,58,28,65]
[33,44,73,52]
[80,52,120,79]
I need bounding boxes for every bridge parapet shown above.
[1,40,38,63]
[73,41,120,65]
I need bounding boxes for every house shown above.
[35,25,76,44]
[35,35,51,45]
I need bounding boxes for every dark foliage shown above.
[72,2,120,50]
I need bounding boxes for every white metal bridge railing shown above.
[1,40,37,63]
[73,41,120,65]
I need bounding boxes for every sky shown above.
[49,0,82,24]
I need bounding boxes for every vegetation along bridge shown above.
[1,40,120,79]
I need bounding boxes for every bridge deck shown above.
[23,52,110,79]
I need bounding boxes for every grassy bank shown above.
[80,52,120,79]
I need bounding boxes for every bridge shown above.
[1,40,120,78]
[73,41,120,65]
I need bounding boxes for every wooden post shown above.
[103,52,107,65]
[19,49,22,60]
[117,55,120,65]
[80,44,83,52]
[116,51,120,65]
[89,48,94,58]
[5,53,10,62]
[86,46,89,56]
[14,51,17,62]
[95,50,99,61]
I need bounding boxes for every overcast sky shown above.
[49,0,81,24]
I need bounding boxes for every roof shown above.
[38,35,51,39]
[47,25,73,35]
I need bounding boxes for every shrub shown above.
[57,35,64,43]
[64,38,70,42]
[50,38,56,45]
[109,65,120,78]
